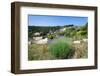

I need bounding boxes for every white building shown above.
[33,36,43,41]
[34,32,40,36]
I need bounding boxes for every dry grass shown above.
[28,44,55,60]
[28,39,88,60]
[72,41,88,59]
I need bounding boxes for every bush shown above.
[47,34,56,39]
[58,32,65,36]
[48,37,72,59]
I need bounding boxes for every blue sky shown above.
[28,15,88,26]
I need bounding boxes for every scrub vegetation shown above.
[28,23,88,60]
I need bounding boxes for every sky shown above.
[28,15,88,26]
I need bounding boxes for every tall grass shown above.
[48,37,73,59]
[28,44,56,60]
[72,41,88,58]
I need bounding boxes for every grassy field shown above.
[28,37,88,60]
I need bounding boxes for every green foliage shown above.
[28,23,88,39]
[58,32,65,36]
[48,37,72,59]
[78,23,88,37]
[80,23,88,31]
[64,23,88,39]
[47,34,56,39]
[28,26,61,38]
[76,31,87,36]
[64,27,76,37]
[28,31,33,38]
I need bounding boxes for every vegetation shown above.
[28,25,75,38]
[48,37,73,59]
[28,23,88,60]
[72,41,88,58]
[28,25,61,38]
[29,23,87,39]
[28,44,56,60]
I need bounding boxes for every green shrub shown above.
[58,32,65,36]
[48,37,72,59]
[47,34,56,39]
